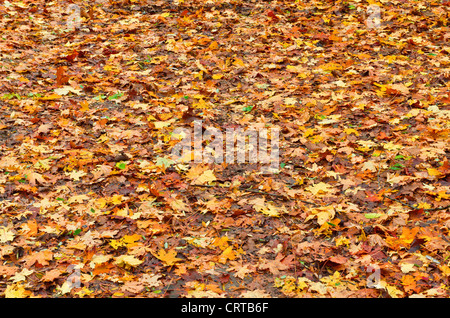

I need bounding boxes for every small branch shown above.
[191,183,320,207]
[383,194,450,212]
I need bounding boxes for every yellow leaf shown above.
[212,74,223,80]
[110,239,125,250]
[122,234,141,245]
[388,83,410,95]
[153,121,172,129]
[192,98,212,109]
[114,255,143,267]
[0,226,15,243]
[249,198,282,217]
[209,41,219,50]
[400,262,416,274]
[80,101,90,112]
[386,284,404,298]
[335,237,350,247]
[249,197,266,212]
[169,198,189,212]
[233,58,246,67]
[54,86,81,96]
[110,194,123,205]
[383,142,403,151]
[319,62,343,71]
[439,265,450,276]
[217,246,237,264]
[39,93,61,100]
[284,97,297,105]
[65,170,87,181]
[89,254,113,268]
[191,169,216,185]
[196,60,209,73]
[213,236,230,250]
[437,191,450,201]
[286,65,306,73]
[67,194,89,204]
[344,128,359,136]
[305,206,335,225]
[4,283,30,298]
[260,203,281,217]
[427,168,442,177]
[306,182,333,195]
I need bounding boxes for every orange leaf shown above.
[153,249,182,266]
[41,269,63,282]
[399,227,419,246]
[24,249,53,267]
[217,246,237,264]
[208,41,218,50]
[56,66,69,86]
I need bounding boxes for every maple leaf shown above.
[140,273,163,288]
[10,268,34,283]
[190,169,217,185]
[400,262,416,274]
[65,170,87,181]
[23,249,53,267]
[305,182,334,195]
[91,165,112,180]
[53,86,81,96]
[227,262,254,279]
[153,248,182,266]
[21,219,38,237]
[122,234,141,245]
[168,195,190,213]
[24,170,47,186]
[41,269,63,282]
[258,253,292,275]
[250,197,283,217]
[121,281,145,294]
[4,283,30,298]
[114,255,143,268]
[240,289,271,298]
[0,226,15,243]
[217,246,238,264]
[305,206,336,225]
[89,254,113,268]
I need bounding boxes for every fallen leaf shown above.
[114,255,143,268]
[153,248,182,266]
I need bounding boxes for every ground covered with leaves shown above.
[0,0,449,298]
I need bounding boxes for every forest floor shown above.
[0,0,449,298]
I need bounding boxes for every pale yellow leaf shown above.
[114,255,143,267]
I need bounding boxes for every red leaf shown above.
[56,66,69,87]
[267,10,279,22]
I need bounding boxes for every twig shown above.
[191,183,320,207]
[383,194,450,212]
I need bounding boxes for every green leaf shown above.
[73,228,82,236]
[389,163,404,170]
[108,92,124,100]
[365,213,381,219]
[116,162,127,170]
[242,105,254,112]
